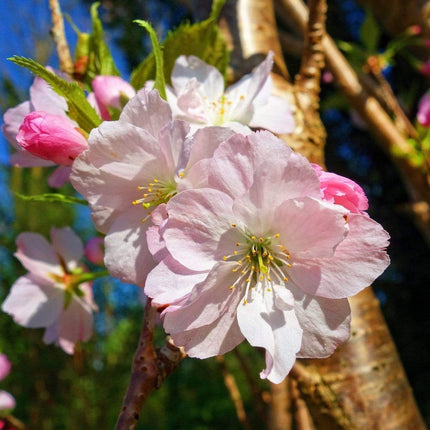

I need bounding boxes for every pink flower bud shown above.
[16,112,88,166]
[407,25,422,35]
[84,237,105,265]
[312,164,369,214]
[417,92,430,126]
[91,76,136,120]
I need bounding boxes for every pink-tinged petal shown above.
[2,101,31,145]
[2,275,64,328]
[48,166,71,188]
[0,391,15,411]
[237,289,303,383]
[145,256,207,306]
[29,75,68,115]
[92,75,136,110]
[119,88,172,137]
[273,197,348,258]
[312,164,369,213]
[50,227,84,271]
[146,204,169,260]
[226,52,274,121]
[0,355,11,381]
[171,55,224,101]
[9,149,55,167]
[16,112,88,166]
[289,285,351,358]
[104,206,155,286]
[249,95,295,134]
[71,122,160,232]
[163,189,236,271]
[172,309,244,358]
[163,262,240,333]
[14,232,62,280]
[157,120,190,176]
[57,294,94,354]
[290,214,390,299]
[175,80,208,123]
[206,133,253,198]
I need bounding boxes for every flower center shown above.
[205,93,246,125]
[133,178,177,210]
[223,225,291,304]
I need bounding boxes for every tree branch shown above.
[48,0,74,76]
[115,301,186,430]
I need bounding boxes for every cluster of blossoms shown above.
[2,52,390,382]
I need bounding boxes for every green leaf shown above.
[133,20,166,99]
[87,2,120,78]
[360,9,380,52]
[130,0,229,90]
[15,192,88,205]
[9,56,101,133]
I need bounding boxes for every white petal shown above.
[50,227,84,271]
[237,289,303,383]
[2,275,64,328]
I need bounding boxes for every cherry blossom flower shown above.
[1,227,97,354]
[0,354,15,412]
[16,112,88,165]
[88,75,136,120]
[145,131,390,383]
[417,92,430,126]
[1,69,80,187]
[311,163,368,214]
[166,52,295,134]
[71,88,234,286]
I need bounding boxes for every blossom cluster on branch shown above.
[0,4,392,419]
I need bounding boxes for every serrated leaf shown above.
[134,20,166,99]
[130,0,229,90]
[360,9,380,52]
[87,2,120,79]
[9,56,101,133]
[15,192,88,205]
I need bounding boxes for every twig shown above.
[216,355,252,430]
[115,301,186,430]
[289,377,315,430]
[49,0,74,76]
[268,379,292,430]
[295,0,327,108]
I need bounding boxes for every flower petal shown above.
[0,390,15,411]
[163,189,236,271]
[14,232,62,281]
[2,275,64,328]
[119,88,172,137]
[290,214,390,298]
[0,355,11,381]
[237,288,303,383]
[50,227,84,271]
[104,206,155,286]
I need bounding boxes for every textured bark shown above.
[268,379,292,430]
[115,301,186,430]
[218,0,426,428]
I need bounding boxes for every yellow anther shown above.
[240,95,245,100]
[267,288,271,292]
[231,223,237,227]
[229,285,234,290]
[251,235,256,240]
[148,188,152,192]
[267,277,272,282]
[222,256,228,261]
[179,172,184,178]
[232,268,238,273]
[241,270,245,274]
[243,299,248,305]
[284,277,289,282]
[233,251,238,255]
[275,233,280,238]
[237,260,242,265]
[268,255,274,261]
[259,237,264,243]
[153,179,158,183]
[143,194,148,198]
[246,278,250,282]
